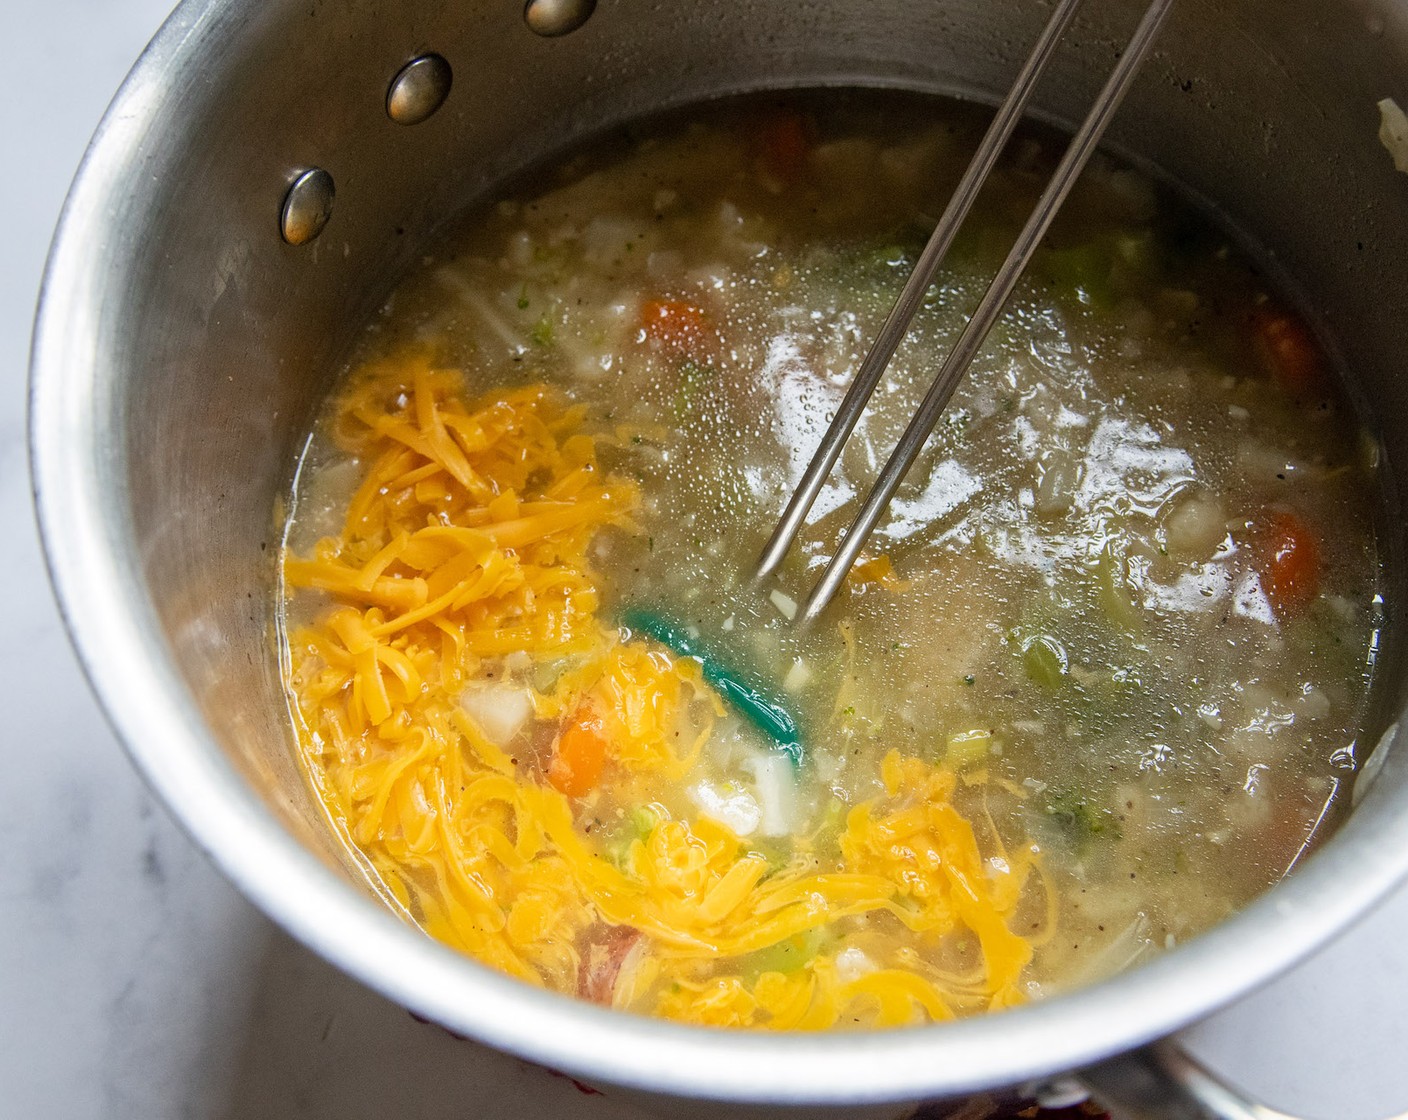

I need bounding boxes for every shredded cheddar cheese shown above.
[283,352,1047,1027]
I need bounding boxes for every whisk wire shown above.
[753,0,1087,584]
[755,0,1176,624]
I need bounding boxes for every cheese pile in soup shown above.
[280,94,1385,1029]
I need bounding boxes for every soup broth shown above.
[280,94,1384,1028]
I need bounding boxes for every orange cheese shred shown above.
[282,351,1046,1026]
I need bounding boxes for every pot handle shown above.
[1071,1041,1305,1120]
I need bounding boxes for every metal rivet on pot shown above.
[524,0,596,38]
[386,54,453,125]
[280,168,335,246]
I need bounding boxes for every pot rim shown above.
[28,0,1408,1104]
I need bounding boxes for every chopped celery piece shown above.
[529,314,554,347]
[620,607,803,764]
[945,728,994,771]
[1044,789,1121,853]
[1098,543,1144,631]
[629,803,661,839]
[1022,635,1068,691]
[810,795,848,845]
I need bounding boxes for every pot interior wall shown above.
[84,0,1407,1050]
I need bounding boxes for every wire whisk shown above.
[756,0,1175,624]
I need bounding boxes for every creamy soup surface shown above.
[280,95,1385,1029]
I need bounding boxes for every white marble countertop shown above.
[4,2,1407,1117]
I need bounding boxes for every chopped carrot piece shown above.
[752,108,811,187]
[549,705,609,797]
[1256,510,1322,618]
[1251,306,1326,397]
[639,298,713,359]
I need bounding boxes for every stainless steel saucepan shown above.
[29,1,1408,1116]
